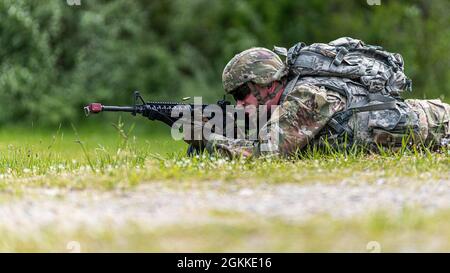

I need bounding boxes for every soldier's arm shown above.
[205,84,346,158]
[259,84,346,156]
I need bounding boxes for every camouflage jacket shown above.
[205,82,450,158]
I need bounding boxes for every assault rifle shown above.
[84,91,232,126]
[84,91,234,155]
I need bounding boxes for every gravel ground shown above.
[1,179,450,233]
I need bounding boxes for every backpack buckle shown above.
[332,47,349,66]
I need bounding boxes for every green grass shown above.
[0,121,448,185]
[0,120,187,162]
[0,121,449,252]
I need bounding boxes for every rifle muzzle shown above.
[84,103,103,116]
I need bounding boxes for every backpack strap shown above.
[325,95,398,141]
[279,74,299,103]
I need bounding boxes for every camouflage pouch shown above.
[368,102,420,146]
[406,99,450,147]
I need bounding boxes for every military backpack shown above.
[275,37,418,147]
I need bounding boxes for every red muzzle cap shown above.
[84,103,103,116]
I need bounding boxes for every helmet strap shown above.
[247,82,264,104]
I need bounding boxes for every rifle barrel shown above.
[84,103,136,116]
[101,106,135,112]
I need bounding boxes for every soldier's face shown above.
[235,92,258,107]
[235,82,284,115]
[236,82,282,105]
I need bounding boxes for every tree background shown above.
[0,0,448,126]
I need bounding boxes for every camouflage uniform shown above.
[205,47,450,158]
[205,81,450,158]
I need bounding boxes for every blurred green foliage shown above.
[0,0,449,126]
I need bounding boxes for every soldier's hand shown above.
[183,119,207,149]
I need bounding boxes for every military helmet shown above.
[222,47,287,93]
